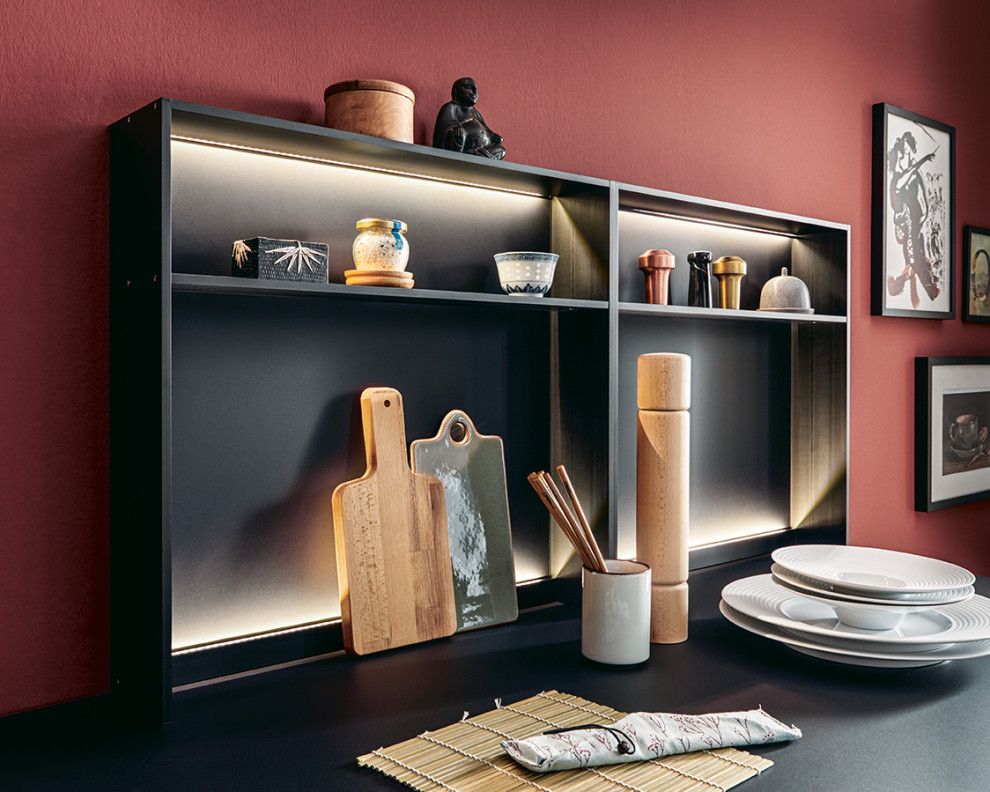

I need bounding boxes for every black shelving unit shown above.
[110,98,848,724]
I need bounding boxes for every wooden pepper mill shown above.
[636,353,690,643]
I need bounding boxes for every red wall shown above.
[2,0,988,716]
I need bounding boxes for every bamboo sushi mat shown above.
[358,690,774,792]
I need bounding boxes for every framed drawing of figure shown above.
[963,225,990,323]
[872,103,955,319]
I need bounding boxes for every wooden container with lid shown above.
[324,79,415,143]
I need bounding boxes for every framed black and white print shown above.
[916,357,990,511]
[873,104,955,319]
[963,225,990,322]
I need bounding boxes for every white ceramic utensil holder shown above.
[581,559,651,665]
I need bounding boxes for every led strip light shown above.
[171,135,547,198]
[621,205,803,238]
[172,618,340,656]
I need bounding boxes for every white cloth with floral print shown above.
[501,708,801,772]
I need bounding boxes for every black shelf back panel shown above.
[171,139,551,293]
[170,292,558,651]
[615,314,792,557]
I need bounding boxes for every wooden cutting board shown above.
[411,410,518,632]
[331,387,456,654]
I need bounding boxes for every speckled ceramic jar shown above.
[352,218,409,271]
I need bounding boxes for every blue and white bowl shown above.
[494,252,558,296]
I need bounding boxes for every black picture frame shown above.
[963,225,990,323]
[916,357,990,511]
[872,104,955,319]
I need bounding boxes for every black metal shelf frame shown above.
[110,98,849,724]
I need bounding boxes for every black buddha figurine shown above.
[433,77,506,160]
[687,250,713,308]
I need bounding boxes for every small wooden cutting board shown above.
[332,387,456,654]
[411,410,518,632]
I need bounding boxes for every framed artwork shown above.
[872,103,955,319]
[916,357,990,511]
[963,225,990,322]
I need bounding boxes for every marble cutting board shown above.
[411,410,518,631]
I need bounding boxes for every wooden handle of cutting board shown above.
[332,387,456,655]
[360,387,412,472]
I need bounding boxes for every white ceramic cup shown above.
[581,559,651,665]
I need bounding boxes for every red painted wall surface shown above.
[2,0,988,715]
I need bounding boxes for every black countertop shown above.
[3,555,988,790]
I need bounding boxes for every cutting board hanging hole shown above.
[449,420,469,444]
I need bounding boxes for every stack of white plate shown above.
[720,545,990,667]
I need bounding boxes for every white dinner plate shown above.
[718,601,990,668]
[771,545,975,595]
[789,645,941,668]
[770,564,975,605]
[721,574,990,651]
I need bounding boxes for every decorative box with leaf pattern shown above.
[231,237,329,282]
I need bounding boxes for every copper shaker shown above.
[638,249,675,305]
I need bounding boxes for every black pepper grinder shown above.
[687,250,713,308]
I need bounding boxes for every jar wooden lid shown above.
[637,353,691,411]
[356,218,407,233]
[324,79,415,102]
